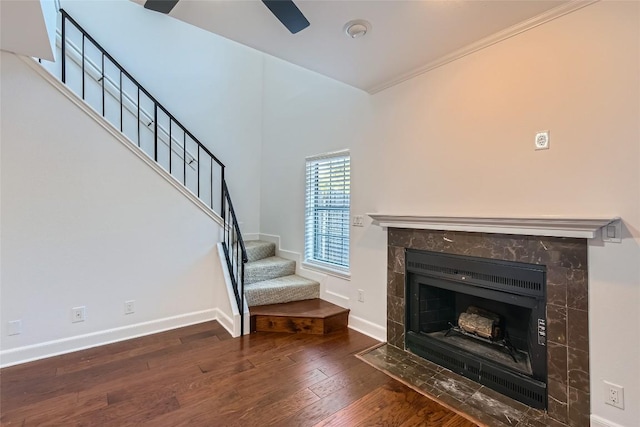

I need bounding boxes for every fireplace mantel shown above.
[368,214,620,239]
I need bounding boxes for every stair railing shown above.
[60,9,224,213]
[57,9,247,333]
[222,181,248,335]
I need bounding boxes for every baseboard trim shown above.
[213,308,235,336]
[0,309,217,368]
[591,415,626,427]
[348,314,386,342]
[323,289,350,306]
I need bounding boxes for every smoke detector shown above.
[344,20,371,39]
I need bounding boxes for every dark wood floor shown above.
[0,321,477,426]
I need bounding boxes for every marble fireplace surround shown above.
[370,215,619,427]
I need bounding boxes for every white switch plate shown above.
[125,300,135,315]
[602,219,622,243]
[8,320,22,336]
[358,289,365,302]
[535,131,550,150]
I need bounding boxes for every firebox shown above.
[405,249,547,409]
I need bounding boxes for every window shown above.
[304,150,350,274]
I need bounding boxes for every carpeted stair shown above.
[244,240,320,307]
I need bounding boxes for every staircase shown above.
[45,9,348,337]
[244,241,349,334]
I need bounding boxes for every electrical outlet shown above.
[8,320,22,336]
[604,381,624,409]
[124,300,135,315]
[534,131,550,150]
[358,289,365,303]
[71,306,86,323]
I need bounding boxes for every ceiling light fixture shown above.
[344,20,371,39]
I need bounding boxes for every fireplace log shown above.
[458,306,501,339]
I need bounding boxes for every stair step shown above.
[250,299,349,334]
[245,256,295,285]
[245,240,276,263]
[244,274,319,306]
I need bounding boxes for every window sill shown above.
[302,261,351,281]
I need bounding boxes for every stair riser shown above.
[245,284,319,307]
[245,259,296,285]
[252,312,349,334]
[246,242,276,263]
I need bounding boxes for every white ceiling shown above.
[132,0,583,93]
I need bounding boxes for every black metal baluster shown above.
[61,13,66,83]
[240,262,245,335]
[169,120,172,174]
[101,54,105,116]
[183,132,187,186]
[137,88,140,147]
[210,158,213,209]
[153,104,158,161]
[81,34,85,99]
[119,71,123,132]
[197,147,200,197]
[220,168,225,220]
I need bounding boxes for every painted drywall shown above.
[0,51,225,365]
[260,2,639,426]
[58,0,264,235]
[0,0,55,60]
[259,56,384,335]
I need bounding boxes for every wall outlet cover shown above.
[535,131,550,150]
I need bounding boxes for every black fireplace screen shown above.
[405,250,547,409]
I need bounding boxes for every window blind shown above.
[304,152,350,271]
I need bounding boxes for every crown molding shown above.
[367,0,599,94]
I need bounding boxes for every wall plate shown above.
[535,131,550,150]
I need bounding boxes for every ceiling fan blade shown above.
[144,0,179,14]
[262,0,310,34]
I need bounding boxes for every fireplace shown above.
[383,226,591,426]
[405,249,547,408]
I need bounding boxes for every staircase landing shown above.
[250,299,349,334]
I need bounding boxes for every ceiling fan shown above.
[144,0,310,34]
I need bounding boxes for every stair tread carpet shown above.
[245,240,275,263]
[245,274,319,307]
[244,256,296,285]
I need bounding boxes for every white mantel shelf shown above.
[367,214,621,239]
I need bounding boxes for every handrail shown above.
[60,10,223,167]
[221,181,248,335]
[57,8,248,334]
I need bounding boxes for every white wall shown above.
[259,56,384,334]
[59,0,264,234]
[0,51,226,365]
[259,2,640,426]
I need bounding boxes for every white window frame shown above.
[303,150,351,279]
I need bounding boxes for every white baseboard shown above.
[348,314,386,342]
[323,289,349,307]
[0,309,217,368]
[258,233,330,286]
[243,233,260,242]
[213,308,235,336]
[591,415,627,427]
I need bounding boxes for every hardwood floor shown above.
[0,321,477,426]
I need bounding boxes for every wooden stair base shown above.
[250,298,349,334]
